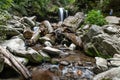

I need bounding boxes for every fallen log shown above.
[0,46,31,80]
[42,20,54,33]
[64,33,83,48]
[23,27,33,39]
[25,28,41,46]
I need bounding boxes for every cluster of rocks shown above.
[0,12,93,80]
[0,11,120,80]
[93,54,120,80]
[82,16,120,57]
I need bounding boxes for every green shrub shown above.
[85,10,107,26]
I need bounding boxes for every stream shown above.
[0,44,96,80]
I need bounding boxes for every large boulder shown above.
[82,24,120,57]
[0,37,43,63]
[105,16,120,25]
[93,67,120,80]
[63,12,85,32]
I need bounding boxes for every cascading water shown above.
[58,7,64,22]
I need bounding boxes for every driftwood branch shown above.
[64,33,83,48]
[27,30,41,46]
[0,46,31,80]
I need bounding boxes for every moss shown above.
[26,54,43,63]
[42,56,51,62]
[102,78,112,80]
[85,43,112,58]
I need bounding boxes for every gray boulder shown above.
[63,12,85,32]
[93,67,120,80]
[0,37,43,63]
[82,24,120,57]
[105,16,120,25]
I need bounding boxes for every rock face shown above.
[93,67,120,80]
[82,24,120,57]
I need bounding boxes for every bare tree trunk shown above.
[0,46,31,80]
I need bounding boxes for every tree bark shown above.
[23,27,33,39]
[64,33,83,48]
[0,46,31,80]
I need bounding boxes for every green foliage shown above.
[11,0,76,17]
[60,0,75,6]
[0,9,11,25]
[97,0,110,10]
[85,10,107,26]
[0,0,13,9]
[12,0,50,16]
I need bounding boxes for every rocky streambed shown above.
[0,12,120,80]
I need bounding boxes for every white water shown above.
[59,8,64,22]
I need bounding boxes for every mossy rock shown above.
[85,43,111,58]
[25,53,43,63]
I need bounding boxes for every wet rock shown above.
[42,47,62,57]
[38,50,51,62]
[107,58,120,67]
[51,58,60,64]
[104,25,118,34]
[77,61,83,66]
[105,16,120,25]
[59,61,70,66]
[113,54,120,58]
[107,54,120,67]
[82,24,120,57]
[81,69,94,79]
[68,43,76,50]
[95,57,108,71]
[44,41,52,47]
[93,67,120,80]
[59,52,70,58]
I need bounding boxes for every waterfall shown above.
[58,7,64,22]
